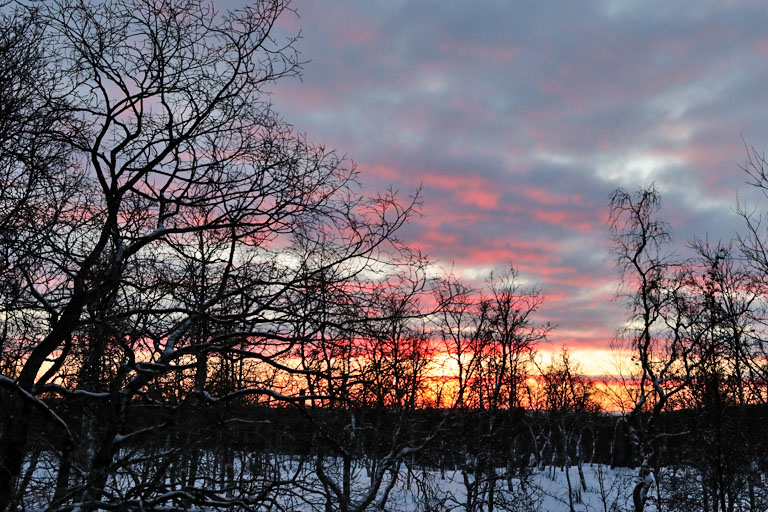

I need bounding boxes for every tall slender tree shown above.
[609,185,703,512]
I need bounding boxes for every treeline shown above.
[14,393,768,511]
[4,0,768,510]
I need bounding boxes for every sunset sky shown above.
[260,1,768,374]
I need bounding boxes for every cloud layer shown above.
[264,1,768,368]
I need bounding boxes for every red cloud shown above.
[533,209,597,233]
[523,186,581,206]
[422,173,500,209]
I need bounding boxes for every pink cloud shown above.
[523,186,580,206]
[417,203,487,229]
[422,173,500,209]
[417,229,458,251]
[451,238,563,267]
[533,209,597,233]
[358,163,402,181]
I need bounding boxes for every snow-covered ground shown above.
[18,451,661,511]
[335,464,637,512]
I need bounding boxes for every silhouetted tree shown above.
[0,0,422,509]
[537,348,600,511]
[434,268,550,512]
[609,185,705,512]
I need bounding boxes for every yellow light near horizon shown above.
[535,347,632,377]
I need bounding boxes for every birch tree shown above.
[609,185,704,512]
[0,0,420,509]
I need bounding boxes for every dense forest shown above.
[3,0,768,510]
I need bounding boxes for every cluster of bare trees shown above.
[608,178,768,512]
[0,0,440,508]
[0,0,564,510]
[435,269,550,412]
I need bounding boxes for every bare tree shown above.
[0,0,422,509]
[609,185,705,512]
[735,146,768,400]
[536,348,600,512]
[0,3,85,507]
[297,257,448,512]
[434,276,489,410]
[678,241,760,511]
[433,268,550,512]
[482,267,551,411]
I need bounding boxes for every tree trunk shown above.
[11,444,41,511]
[52,442,74,506]
[0,401,32,510]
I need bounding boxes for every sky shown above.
[260,0,768,374]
